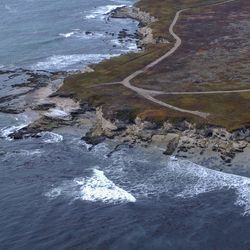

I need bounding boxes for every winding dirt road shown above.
[100,0,247,118]
[120,8,212,118]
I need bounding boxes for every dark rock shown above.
[79,102,95,112]
[118,30,128,39]
[32,103,56,111]
[0,106,24,114]
[203,128,213,137]
[8,116,69,140]
[85,31,94,35]
[49,91,75,98]
[221,155,232,164]
[178,146,188,153]
[82,134,105,145]
[0,151,6,156]
[175,121,192,131]
[164,137,179,155]
[11,131,24,140]
[225,151,235,159]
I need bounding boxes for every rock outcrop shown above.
[110,6,169,47]
[82,107,249,165]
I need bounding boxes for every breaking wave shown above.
[45,108,70,119]
[46,168,136,204]
[45,142,250,214]
[32,53,120,71]
[173,160,250,215]
[38,132,63,144]
[85,5,125,19]
[59,32,75,38]
[0,113,32,140]
[59,30,105,39]
[111,38,138,52]
[94,148,250,215]
[3,149,43,160]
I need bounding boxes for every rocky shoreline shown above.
[110,6,169,46]
[1,66,250,169]
[5,97,250,169]
[1,5,250,170]
[82,107,249,167]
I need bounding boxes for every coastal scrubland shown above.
[59,0,250,131]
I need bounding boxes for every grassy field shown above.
[158,92,250,130]
[58,0,250,131]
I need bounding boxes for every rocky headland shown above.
[1,0,250,170]
[110,6,164,46]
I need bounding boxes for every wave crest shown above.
[85,5,125,19]
[32,53,119,71]
[46,169,136,204]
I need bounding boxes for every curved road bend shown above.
[97,0,245,118]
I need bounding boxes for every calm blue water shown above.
[1,0,250,249]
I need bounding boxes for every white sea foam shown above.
[46,143,250,214]
[172,160,250,215]
[59,32,75,38]
[32,53,120,70]
[4,4,17,13]
[111,39,138,52]
[75,32,104,40]
[78,140,93,151]
[79,169,136,203]
[91,143,110,157]
[101,149,250,215]
[126,42,138,51]
[38,131,63,143]
[0,114,32,140]
[47,187,62,198]
[0,124,26,140]
[85,5,125,19]
[5,149,43,159]
[59,30,104,40]
[17,149,43,156]
[46,169,136,204]
[45,108,70,119]
[110,0,131,4]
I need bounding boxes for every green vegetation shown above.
[135,0,223,41]
[59,44,169,100]
[159,93,250,131]
[59,0,250,131]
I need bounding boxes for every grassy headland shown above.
[58,0,250,131]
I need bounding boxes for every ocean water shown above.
[1,0,250,249]
[0,0,138,71]
[1,116,250,249]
